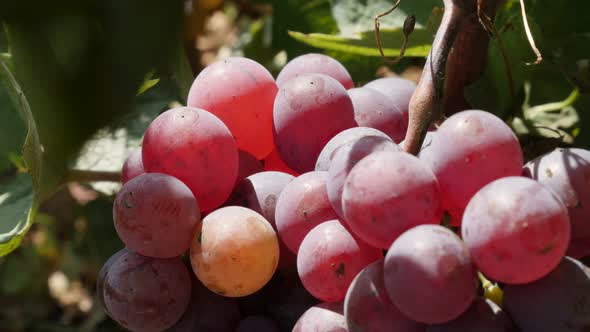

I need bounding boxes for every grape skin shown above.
[292,302,348,332]
[315,127,392,172]
[276,53,354,89]
[297,220,382,302]
[187,57,277,159]
[384,225,477,324]
[273,73,357,173]
[166,275,242,332]
[523,148,590,258]
[461,176,570,284]
[103,250,192,332]
[419,110,523,223]
[190,206,279,297]
[121,149,145,184]
[263,147,300,177]
[113,173,201,258]
[348,87,406,143]
[504,257,590,332]
[327,135,399,219]
[236,316,280,332]
[426,298,515,332]
[97,248,128,318]
[363,77,417,126]
[345,259,425,332]
[342,150,441,249]
[142,107,238,212]
[275,171,339,254]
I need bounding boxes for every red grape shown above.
[113,173,200,258]
[122,149,145,184]
[275,171,339,254]
[97,248,128,318]
[142,107,238,212]
[327,135,399,219]
[503,257,590,332]
[316,127,392,172]
[293,302,348,332]
[273,73,357,173]
[297,220,382,302]
[419,110,523,223]
[345,259,425,332]
[187,57,277,159]
[461,176,570,284]
[348,87,406,142]
[103,250,191,332]
[384,225,477,324]
[276,53,354,89]
[364,77,416,126]
[523,148,590,258]
[190,206,279,297]
[342,150,441,249]
[263,147,300,176]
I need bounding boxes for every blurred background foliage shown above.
[0,0,588,330]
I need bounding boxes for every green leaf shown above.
[0,58,43,256]
[332,0,442,35]
[288,28,432,57]
[137,71,160,96]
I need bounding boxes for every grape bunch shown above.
[99,53,590,332]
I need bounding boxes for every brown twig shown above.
[67,170,121,183]
[519,0,543,65]
[375,0,415,65]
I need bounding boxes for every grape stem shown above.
[403,0,503,155]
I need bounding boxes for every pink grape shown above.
[121,149,145,184]
[293,302,348,332]
[426,298,515,332]
[166,276,242,332]
[236,316,280,332]
[276,53,354,89]
[419,110,523,223]
[263,147,300,176]
[503,257,590,332]
[327,135,399,219]
[297,220,382,302]
[227,171,295,229]
[348,87,406,142]
[275,171,339,254]
[103,251,191,332]
[113,173,200,258]
[345,259,426,332]
[523,148,590,259]
[273,73,357,173]
[342,150,441,249]
[364,77,417,126]
[315,127,392,172]
[461,176,570,284]
[187,57,277,159]
[235,150,264,187]
[384,225,477,324]
[142,107,238,212]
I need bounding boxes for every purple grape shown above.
[97,248,128,318]
[315,127,392,172]
[523,148,590,259]
[348,87,406,142]
[384,225,477,324]
[113,173,201,258]
[364,77,417,126]
[462,176,570,284]
[276,53,354,89]
[345,259,426,332]
[103,250,192,332]
[426,298,515,332]
[504,257,590,332]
